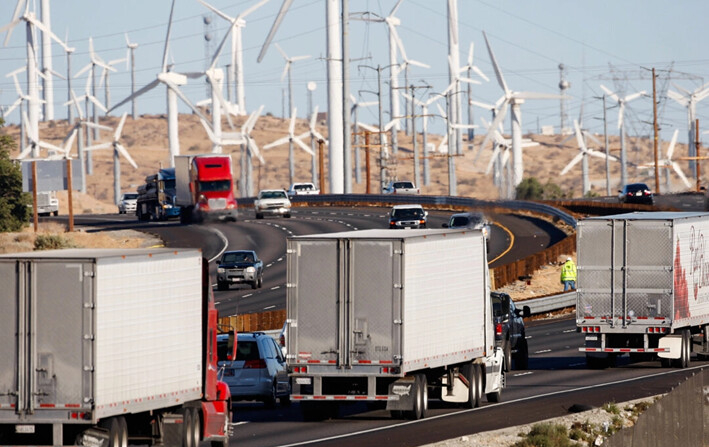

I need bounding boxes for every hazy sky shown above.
[2,0,708,149]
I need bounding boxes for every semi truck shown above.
[136,167,181,221]
[0,248,235,446]
[35,191,59,216]
[576,212,709,369]
[175,154,238,224]
[285,228,505,420]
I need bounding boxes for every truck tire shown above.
[256,212,263,219]
[514,337,529,370]
[99,417,127,447]
[674,329,691,369]
[188,408,201,447]
[181,407,199,447]
[53,210,58,216]
[117,416,128,447]
[217,281,228,291]
[462,363,479,409]
[251,280,258,290]
[405,374,428,420]
[502,340,512,372]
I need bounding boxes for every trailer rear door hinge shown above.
[393,284,403,289]
[393,319,402,325]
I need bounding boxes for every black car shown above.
[216,250,264,290]
[491,292,530,370]
[618,183,654,205]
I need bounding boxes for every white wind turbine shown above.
[274,43,310,121]
[667,83,709,177]
[124,33,139,119]
[599,84,646,188]
[637,129,690,193]
[461,42,489,142]
[197,0,270,116]
[84,112,138,205]
[434,99,476,195]
[264,107,315,185]
[257,0,343,194]
[402,93,441,185]
[108,0,212,167]
[75,37,116,136]
[478,31,566,189]
[240,105,266,197]
[304,105,328,184]
[560,119,619,196]
[17,109,75,160]
[98,54,127,115]
[1,0,69,158]
[398,47,430,137]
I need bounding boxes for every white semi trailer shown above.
[285,228,505,420]
[577,212,709,368]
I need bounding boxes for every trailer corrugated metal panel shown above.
[287,229,491,375]
[577,212,709,329]
[0,248,203,423]
[174,155,192,207]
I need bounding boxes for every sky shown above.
[2,0,709,152]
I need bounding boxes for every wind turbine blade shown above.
[390,0,404,16]
[247,138,265,164]
[672,162,692,188]
[198,0,233,22]
[74,63,92,78]
[472,66,489,82]
[257,0,294,63]
[2,0,25,45]
[62,128,78,152]
[84,122,113,132]
[116,143,138,169]
[87,95,107,112]
[280,61,289,82]
[573,119,587,152]
[560,152,584,176]
[239,0,270,20]
[161,77,211,124]
[294,136,315,156]
[389,24,408,62]
[384,118,400,132]
[470,100,495,110]
[162,0,176,73]
[274,42,288,59]
[198,117,217,143]
[17,145,33,159]
[246,105,265,133]
[458,77,481,85]
[25,14,69,51]
[312,131,327,143]
[108,79,160,112]
[84,142,112,151]
[38,141,65,154]
[467,42,474,66]
[290,55,311,62]
[358,101,378,108]
[599,84,620,103]
[485,145,501,175]
[264,137,289,149]
[584,131,603,147]
[585,149,612,161]
[48,68,66,80]
[5,97,22,116]
[482,31,509,95]
[356,121,377,133]
[114,112,128,141]
[475,98,509,163]
[208,21,234,70]
[1,19,22,45]
[672,83,691,96]
[516,91,564,100]
[207,72,235,129]
[624,91,646,103]
[666,128,679,159]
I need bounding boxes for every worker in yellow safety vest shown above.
[560,257,577,291]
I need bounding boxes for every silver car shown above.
[217,332,290,407]
[118,192,138,214]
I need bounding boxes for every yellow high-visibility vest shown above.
[561,261,577,282]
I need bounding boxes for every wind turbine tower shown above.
[559,63,570,134]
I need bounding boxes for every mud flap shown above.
[385,377,416,412]
[658,334,682,359]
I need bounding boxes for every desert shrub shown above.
[0,118,31,232]
[516,177,545,200]
[34,234,76,251]
[512,423,574,447]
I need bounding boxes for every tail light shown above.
[244,359,267,369]
[495,323,502,336]
[279,334,285,348]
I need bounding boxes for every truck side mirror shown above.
[226,330,237,361]
[522,306,531,319]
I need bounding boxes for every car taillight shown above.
[244,359,267,369]
[279,335,285,347]
[495,323,502,336]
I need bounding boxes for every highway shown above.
[58,201,709,446]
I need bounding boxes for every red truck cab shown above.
[175,155,238,224]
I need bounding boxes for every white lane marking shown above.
[215,301,221,305]
[513,371,534,377]
[535,349,552,354]
[267,263,274,268]
[243,294,253,298]
[563,329,576,333]
[274,365,707,447]
[271,286,280,290]
[232,421,250,426]
[263,305,275,310]
[208,228,229,263]
[277,257,284,262]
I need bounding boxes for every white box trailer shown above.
[285,228,505,420]
[0,248,233,446]
[577,212,709,368]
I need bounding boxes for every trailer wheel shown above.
[189,408,201,447]
[405,374,427,420]
[217,281,228,291]
[117,416,128,447]
[675,329,691,369]
[99,417,127,447]
[462,363,479,409]
[502,340,512,372]
[180,407,200,447]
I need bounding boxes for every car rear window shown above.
[236,340,260,361]
[394,182,414,189]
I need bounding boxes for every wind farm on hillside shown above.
[2,0,709,209]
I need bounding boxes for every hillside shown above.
[1,112,703,213]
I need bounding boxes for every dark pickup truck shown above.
[216,250,264,291]
[492,291,531,370]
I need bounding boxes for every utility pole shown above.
[696,119,702,192]
[603,95,610,196]
[396,83,431,188]
[341,0,352,193]
[652,68,660,194]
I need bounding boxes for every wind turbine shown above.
[477,31,566,189]
[403,93,441,185]
[197,0,270,116]
[461,42,489,142]
[17,109,75,160]
[264,107,315,185]
[75,37,116,137]
[398,47,430,137]
[560,119,619,196]
[240,105,265,197]
[599,84,646,187]
[1,0,69,158]
[257,0,343,194]
[637,129,690,192]
[84,112,138,205]
[667,83,709,176]
[98,54,127,115]
[124,33,139,119]
[274,43,310,121]
[350,95,377,183]
[435,98,476,195]
[108,0,212,167]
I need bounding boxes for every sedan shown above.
[618,183,654,205]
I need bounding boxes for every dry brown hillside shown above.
[2,112,704,213]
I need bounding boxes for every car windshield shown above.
[261,191,287,199]
[393,182,414,189]
[198,180,231,192]
[123,193,138,200]
[222,252,254,263]
[393,207,423,218]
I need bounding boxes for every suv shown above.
[118,192,138,214]
[382,180,419,195]
[217,332,290,407]
[618,183,654,205]
[216,250,263,290]
[254,189,291,219]
[491,292,530,370]
[388,204,428,229]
